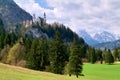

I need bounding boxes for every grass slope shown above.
[0,63,120,80]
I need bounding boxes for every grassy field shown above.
[0,63,120,80]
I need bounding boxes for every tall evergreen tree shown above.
[9,33,18,46]
[0,18,4,27]
[103,48,107,62]
[96,49,103,64]
[26,38,48,70]
[37,38,49,70]
[88,47,96,64]
[105,49,114,64]
[26,38,39,69]
[49,31,66,74]
[68,38,83,78]
[24,37,32,59]
[4,34,11,46]
[0,27,5,49]
[0,36,4,49]
[113,48,119,61]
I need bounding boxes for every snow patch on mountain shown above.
[78,30,120,46]
[94,31,116,43]
[78,30,98,45]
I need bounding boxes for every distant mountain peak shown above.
[78,30,98,45]
[78,30,120,47]
[94,31,116,43]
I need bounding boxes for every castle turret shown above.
[44,12,46,24]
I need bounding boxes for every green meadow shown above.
[0,63,120,80]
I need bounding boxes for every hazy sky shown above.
[14,0,120,35]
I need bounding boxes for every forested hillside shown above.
[0,16,87,77]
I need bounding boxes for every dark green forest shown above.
[0,17,119,78]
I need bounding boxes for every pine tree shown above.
[118,49,120,61]
[24,38,32,59]
[88,47,96,64]
[9,33,18,46]
[49,31,66,74]
[37,38,48,70]
[0,18,4,27]
[26,38,39,69]
[96,49,103,64]
[4,34,11,46]
[103,48,107,62]
[0,36,4,48]
[0,27,5,49]
[105,49,114,64]
[26,38,48,70]
[68,38,83,78]
[113,48,119,61]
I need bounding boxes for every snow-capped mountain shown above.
[94,31,117,43]
[92,31,120,50]
[78,30,120,46]
[78,30,98,45]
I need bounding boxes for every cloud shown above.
[14,0,120,36]
[14,0,54,20]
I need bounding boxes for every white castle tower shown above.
[44,12,46,24]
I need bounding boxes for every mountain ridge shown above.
[94,31,116,43]
[78,30,98,45]
[0,0,32,29]
[93,39,120,50]
[78,30,120,45]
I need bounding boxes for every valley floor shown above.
[0,63,120,80]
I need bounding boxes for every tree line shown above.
[0,17,119,78]
[0,31,84,78]
[0,30,118,78]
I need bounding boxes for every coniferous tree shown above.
[4,34,11,46]
[88,47,96,64]
[0,27,5,49]
[0,18,3,27]
[79,45,86,58]
[37,38,49,70]
[0,36,4,49]
[105,49,114,64]
[49,31,66,74]
[96,49,103,64]
[9,33,18,46]
[102,48,107,63]
[24,37,32,59]
[117,49,120,61]
[68,38,83,78]
[0,18,5,49]
[113,48,119,61]
[26,38,48,70]
[26,38,39,69]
